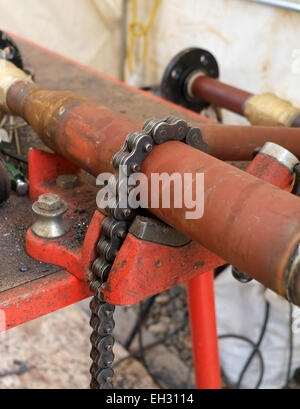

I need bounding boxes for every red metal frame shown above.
[25,148,224,389]
[188,271,221,389]
[25,148,225,306]
[0,272,90,331]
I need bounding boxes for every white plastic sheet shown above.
[0,0,122,78]
[215,266,300,388]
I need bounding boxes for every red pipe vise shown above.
[25,149,224,305]
[26,141,297,306]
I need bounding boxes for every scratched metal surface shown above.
[0,195,61,293]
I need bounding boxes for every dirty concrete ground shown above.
[0,301,160,389]
[0,290,195,390]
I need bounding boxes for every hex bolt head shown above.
[37,193,63,211]
[56,174,79,190]
[32,193,69,239]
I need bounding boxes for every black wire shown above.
[218,334,265,389]
[235,301,270,389]
[125,295,158,350]
[284,303,294,388]
[114,293,291,390]
[113,308,188,367]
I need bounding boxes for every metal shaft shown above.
[4,79,300,306]
[192,76,252,116]
[199,124,300,161]
[191,75,300,127]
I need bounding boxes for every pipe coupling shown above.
[244,93,300,127]
[260,142,299,173]
[0,59,33,113]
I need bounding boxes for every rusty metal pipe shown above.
[191,75,300,127]
[7,81,140,175]
[6,81,300,164]
[192,76,252,116]
[141,142,300,305]
[198,124,300,160]
[4,76,300,305]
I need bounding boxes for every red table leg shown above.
[187,270,221,389]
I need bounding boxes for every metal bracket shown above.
[129,215,191,248]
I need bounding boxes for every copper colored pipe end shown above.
[191,75,252,116]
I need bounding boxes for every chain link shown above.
[89,115,209,389]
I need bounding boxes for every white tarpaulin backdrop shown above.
[0,0,123,78]
[1,0,300,125]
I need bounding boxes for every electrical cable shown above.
[218,334,265,389]
[113,312,188,367]
[125,295,158,350]
[284,303,294,388]
[115,292,293,390]
[235,301,270,389]
[113,304,189,388]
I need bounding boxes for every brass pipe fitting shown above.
[0,59,33,114]
[244,93,300,127]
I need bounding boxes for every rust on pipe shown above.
[7,82,300,165]
[5,80,300,305]
[198,124,300,161]
[141,142,300,305]
[7,81,140,176]
[192,75,252,116]
[191,75,300,127]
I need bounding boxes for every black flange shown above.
[0,31,23,69]
[161,47,219,112]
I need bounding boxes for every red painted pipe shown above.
[7,82,300,164]
[5,81,300,306]
[191,75,300,128]
[199,124,300,161]
[192,76,252,116]
[188,271,221,389]
[141,142,300,306]
[247,153,294,190]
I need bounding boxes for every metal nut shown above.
[56,174,78,190]
[37,193,62,211]
[32,193,69,239]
